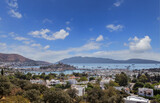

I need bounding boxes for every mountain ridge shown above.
[59,56,160,64]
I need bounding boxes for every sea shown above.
[21,63,160,75]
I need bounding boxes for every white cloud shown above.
[106,24,123,32]
[43,18,53,23]
[0,38,160,62]
[6,0,18,8]
[29,29,69,40]
[29,29,50,38]
[66,21,70,25]
[66,27,71,31]
[124,43,128,46]
[0,35,7,38]
[10,33,35,45]
[96,35,104,42]
[128,36,152,52]
[157,17,160,21]
[52,29,69,40]
[113,0,124,7]
[0,42,100,62]
[0,42,7,47]
[44,45,50,50]
[8,9,22,18]
[23,41,31,45]
[0,42,7,50]
[69,42,101,52]
[9,32,17,37]
[6,0,22,18]
[31,43,41,47]
[14,36,28,41]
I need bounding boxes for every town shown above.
[0,66,160,103]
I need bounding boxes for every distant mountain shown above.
[59,56,160,64]
[0,53,51,66]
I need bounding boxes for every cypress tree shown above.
[1,68,4,75]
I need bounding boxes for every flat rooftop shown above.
[124,96,149,102]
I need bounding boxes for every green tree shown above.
[144,83,153,89]
[43,90,72,103]
[60,73,65,77]
[132,78,138,83]
[133,82,144,93]
[145,73,151,82]
[155,94,160,103]
[89,77,95,81]
[139,75,148,83]
[0,96,29,103]
[0,76,13,99]
[96,78,102,84]
[24,89,41,103]
[26,72,32,80]
[102,87,124,103]
[105,80,119,88]
[40,73,46,79]
[79,76,88,82]
[67,88,78,99]
[1,68,4,76]
[115,72,128,86]
[17,80,31,90]
[87,87,105,103]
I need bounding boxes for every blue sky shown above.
[0,0,159,62]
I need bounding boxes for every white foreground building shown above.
[124,96,150,103]
[71,85,86,96]
[138,88,154,97]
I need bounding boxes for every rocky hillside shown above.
[0,53,34,62]
[0,53,50,66]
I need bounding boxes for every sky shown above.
[0,0,160,63]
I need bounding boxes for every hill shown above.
[59,56,160,64]
[0,53,50,66]
[40,62,76,71]
[0,53,34,62]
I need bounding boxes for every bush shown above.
[0,96,29,103]
[24,89,41,102]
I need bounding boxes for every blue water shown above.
[68,63,160,70]
[21,63,160,75]
[24,70,86,75]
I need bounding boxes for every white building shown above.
[30,79,46,85]
[114,86,130,94]
[46,79,66,86]
[68,79,77,84]
[78,81,89,85]
[138,88,154,97]
[154,85,160,90]
[124,96,150,103]
[100,77,114,90]
[46,79,60,85]
[90,80,96,84]
[71,85,86,96]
